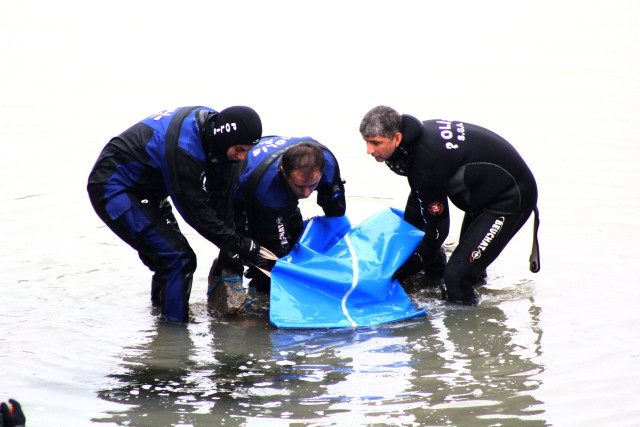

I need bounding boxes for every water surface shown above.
[1,1,639,425]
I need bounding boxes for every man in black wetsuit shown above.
[88,106,266,322]
[359,106,540,305]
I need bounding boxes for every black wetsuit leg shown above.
[444,209,532,304]
[88,184,196,322]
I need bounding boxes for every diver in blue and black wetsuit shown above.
[360,106,540,306]
[231,136,346,290]
[87,106,266,322]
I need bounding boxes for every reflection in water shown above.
[94,322,201,425]
[416,301,545,425]
[95,293,546,425]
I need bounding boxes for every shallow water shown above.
[2,1,640,426]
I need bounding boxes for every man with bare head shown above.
[360,106,540,305]
[231,136,346,291]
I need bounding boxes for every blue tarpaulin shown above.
[269,208,427,328]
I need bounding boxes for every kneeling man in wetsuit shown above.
[359,106,540,305]
[232,136,346,291]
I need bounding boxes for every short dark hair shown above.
[359,106,402,139]
[281,142,325,177]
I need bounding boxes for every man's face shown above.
[363,132,402,162]
[283,167,322,199]
[226,145,254,162]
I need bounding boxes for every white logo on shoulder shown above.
[149,107,179,121]
[252,137,290,156]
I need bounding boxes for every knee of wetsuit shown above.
[166,247,197,273]
[184,246,197,271]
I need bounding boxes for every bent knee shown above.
[164,247,197,272]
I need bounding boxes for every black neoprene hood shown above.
[208,106,262,157]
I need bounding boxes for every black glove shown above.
[1,399,26,427]
[392,239,432,283]
[212,251,244,276]
[225,236,261,266]
[392,251,425,282]
[252,256,276,274]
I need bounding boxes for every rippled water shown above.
[91,296,545,426]
[2,1,640,426]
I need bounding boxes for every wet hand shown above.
[392,252,424,282]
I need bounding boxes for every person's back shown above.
[88,107,211,209]
[414,119,538,214]
[235,136,343,211]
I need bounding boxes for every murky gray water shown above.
[2,1,640,425]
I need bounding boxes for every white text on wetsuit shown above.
[276,216,287,247]
[252,137,291,156]
[470,217,505,261]
[213,122,237,135]
[436,120,466,149]
[150,107,179,121]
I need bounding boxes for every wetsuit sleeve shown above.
[316,157,346,217]
[205,161,240,227]
[403,190,425,230]
[409,170,451,260]
[169,148,238,248]
[317,181,345,217]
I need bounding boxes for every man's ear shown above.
[394,132,403,147]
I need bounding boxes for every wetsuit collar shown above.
[385,114,422,176]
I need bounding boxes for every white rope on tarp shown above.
[341,234,359,327]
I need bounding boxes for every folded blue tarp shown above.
[269,208,427,328]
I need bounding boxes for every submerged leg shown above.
[443,209,531,305]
